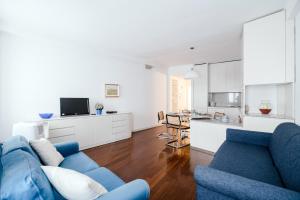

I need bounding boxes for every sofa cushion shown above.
[210,141,283,187]
[0,149,54,200]
[59,152,99,173]
[51,167,125,200]
[197,185,234,200]
[30,139,64,166]
[270,122,300,192]
[84,167,125,192]
[1,135,40,161]
[41,166,107,200]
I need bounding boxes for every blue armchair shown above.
[0,136,150,200]
[194,122,300,200]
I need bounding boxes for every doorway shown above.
[169,76,191,113]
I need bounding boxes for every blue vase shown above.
[96,109,102,115]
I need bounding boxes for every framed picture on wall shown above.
[105,84,120,97]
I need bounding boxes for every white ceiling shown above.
[0,0,287,67]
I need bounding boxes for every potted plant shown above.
[95,103,104,115]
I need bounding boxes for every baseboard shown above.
[132,124,164,133]
[190,146,215,156]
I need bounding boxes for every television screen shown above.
[60,98,90,116]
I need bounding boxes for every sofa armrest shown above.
[194,166,300,200]
[97,179,150,200]
[226,128,272,146]
[54,141,79,157]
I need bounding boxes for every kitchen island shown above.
[190,119,243,153]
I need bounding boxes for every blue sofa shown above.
[0,136,150,200]
[194,122,300,200]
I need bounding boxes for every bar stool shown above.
[166,114,190,148]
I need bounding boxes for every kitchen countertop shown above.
[245,113,294,120]
[191,118,243,127]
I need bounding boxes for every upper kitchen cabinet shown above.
[244,10,294,85]
[209,61,242,93]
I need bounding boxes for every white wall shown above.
[193,64,208,113]
[0,32,167,141]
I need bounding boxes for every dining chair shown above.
[166,114,190,148]
[157,111,174,140]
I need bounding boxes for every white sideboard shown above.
[42,113,132,150]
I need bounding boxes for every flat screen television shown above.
[60,98,90,116]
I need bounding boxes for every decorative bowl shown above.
[39,113,53,119]
[259,109,272,115]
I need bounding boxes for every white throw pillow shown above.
[41,166,107,200]
[30,138,64,166]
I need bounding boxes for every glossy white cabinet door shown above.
[244,11,286,85]
[74,118,95,149]
[190,120,243,153]
[209,61,242,92]
[92,116,113,146]
[285,19,295,82]
[209,63,227,92]
[226,61,242,92]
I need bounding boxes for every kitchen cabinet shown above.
[190,120,243,153]
[226,61,242,92]
[243,11,291,85]
[243,115,294,132]
[209,61,242,92]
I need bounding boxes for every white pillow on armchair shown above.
[41,166,107,200]
[30,138,64,166]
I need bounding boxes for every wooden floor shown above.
[84,126,213,200]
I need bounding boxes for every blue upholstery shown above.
[270,123,300,192]
[226,128,272,147]
[195,123,300,200]
[54,141,79,157]
[1,150,54,200]
[210,141,283,186]
[0,137,150,200]
[195,166,300,200]
[97,179,150,200]
[196,185,234,200]
[59,152,99,173]
[1,135,40,161]
[84,167,125,191]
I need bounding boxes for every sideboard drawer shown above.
[112,114,129,122]
[112,126,129,134]
[49,119,75,129]
[112,120,129,128]
[49,134,76,144]
[49,127,75,138]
